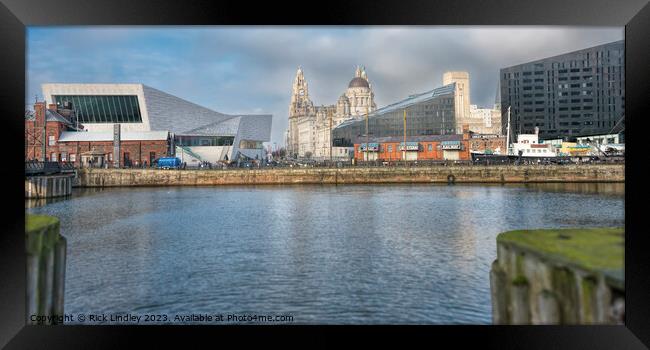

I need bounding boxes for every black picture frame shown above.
[1,0,649,348]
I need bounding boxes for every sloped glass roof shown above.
[334,83,456,130]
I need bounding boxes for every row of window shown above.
[359,143,458,153]
[503,57,623,79]
[53,95,143,124]
[174,136,234,147]
[50,152,158,165]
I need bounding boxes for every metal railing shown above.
[25,160,76,176]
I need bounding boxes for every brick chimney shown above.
[34,101,46,127]
[462,123,470,140]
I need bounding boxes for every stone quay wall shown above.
[490,228,624,325]
[25,214,66,325]
[75,164,624,187]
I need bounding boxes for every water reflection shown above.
[25,183,624,324]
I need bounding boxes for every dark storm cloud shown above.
[27,26,623,146]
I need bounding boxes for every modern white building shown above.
[575,133,623,146]
[41,83,272,163]
[511,128,556,157]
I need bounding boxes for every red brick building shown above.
[354,131,472,162]
[468,133,507,155]
[25,101,170,167]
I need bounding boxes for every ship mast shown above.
[505,106,512,156]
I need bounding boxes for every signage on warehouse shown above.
[398,142,419,151]
[441,141,461,150]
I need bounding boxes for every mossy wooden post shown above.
[490,228,624,325]
[25,214,66,325]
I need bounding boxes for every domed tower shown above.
[288,67,315,156]
[345,65,376,118]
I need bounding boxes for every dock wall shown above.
[25,174,74,198]
[75,164,624,187]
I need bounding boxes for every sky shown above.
[27,26,623,146]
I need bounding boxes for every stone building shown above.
[443,71,471,133]
[287,66,376,159]
[469,104,503,135]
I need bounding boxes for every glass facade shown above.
[53,95,143,123]
[174,135,234,147]
[332,85,456,147]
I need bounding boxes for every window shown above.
[61,152,67,162]
[239,140,263,149]
[52,95,143,123]
[427,144,433,152]
[388,145,393,152]
[48,135,56,146]
[70,154,76,162]
[50,153,57,161]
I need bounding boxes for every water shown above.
[26,183,624,324]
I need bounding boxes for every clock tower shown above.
[288,67,314,157]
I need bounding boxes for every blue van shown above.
[156,157,182,169]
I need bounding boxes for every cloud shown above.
[27,26,623,146]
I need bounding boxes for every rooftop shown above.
[58,130,169,142]
[363,134,464,144]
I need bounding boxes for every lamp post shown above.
[365,105,369,162]
[403,108,407,161]
[329,108,333,163]
[505,106,512,156]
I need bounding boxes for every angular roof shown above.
[58,130,169,142]
[181,116,241,136]
[41,83,273,142]
[46,109,72,125]
[335,83,456,130]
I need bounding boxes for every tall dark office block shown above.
[500,40,624,141]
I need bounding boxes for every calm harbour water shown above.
[26,183,624,324]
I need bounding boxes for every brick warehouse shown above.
[354,128,472,162]
[25,101,170,167]
[468,133,507,155]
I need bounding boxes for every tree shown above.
[304,151,312,159]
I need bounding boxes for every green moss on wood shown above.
[581,276,597,323]
[26,214,59,234]
[551,267,579,323]
[512,275,529,286]
[515,253,525,276]
[25,214,61,255]
[497,228,623,272]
